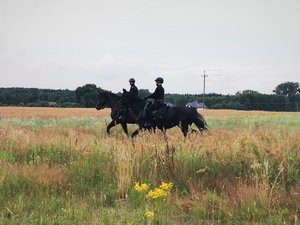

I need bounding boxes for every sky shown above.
[0,0,299,95]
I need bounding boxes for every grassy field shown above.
[0,107,300,225]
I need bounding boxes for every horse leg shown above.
[107,120,117,135]
[132,125,146,138]
[152,127,156,133]
[131,128,140,138]
[162,128,168,142]
[180,123,189,138]
[120,122,129,137]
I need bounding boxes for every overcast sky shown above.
[0,0,299,94]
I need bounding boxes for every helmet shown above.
[155,77,164,83]
[129,78,135,83]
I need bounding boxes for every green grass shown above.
[206,114,300,130]
[0,113,300,224]
[0,117,106,129]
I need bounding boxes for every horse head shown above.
[96,91,109,110]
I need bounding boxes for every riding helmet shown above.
[155,77,164,84]
[129,78,135,83]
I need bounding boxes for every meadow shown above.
[0,107,300,225]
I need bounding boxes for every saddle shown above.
[152,104,168,119]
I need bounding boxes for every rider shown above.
[118,78,139,121]
[142,77,165,126]
[128,78,138,96]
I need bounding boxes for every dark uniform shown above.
[129,84,139,97]
[118,78,139,121]
[145,84,164,102]
[143,77,165,122]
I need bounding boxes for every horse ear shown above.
[122,88,127,93]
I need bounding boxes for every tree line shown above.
[0,82,299,111]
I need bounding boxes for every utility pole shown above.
[201,70,208,110]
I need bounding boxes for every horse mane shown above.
[99,90,120,100]
[130,94,144,103]
[123,92,144,104]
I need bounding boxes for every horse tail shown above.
[192,109,210,133]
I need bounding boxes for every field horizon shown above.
[1,106,299,119]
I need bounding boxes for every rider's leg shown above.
[141,102,152,127]
[118,106,128,122]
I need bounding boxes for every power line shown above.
[201,70,208,109]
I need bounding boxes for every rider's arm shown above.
[145,87,159,100]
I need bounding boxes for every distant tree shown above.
[75,84,102,107]
[138,89,150,99]
[273,82,300,102]
[0,84,297,111]
[236,90,259,95]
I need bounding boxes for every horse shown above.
[121,90,210,138]
[95,91,140,136]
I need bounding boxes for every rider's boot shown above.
[142,112,152,127]
[118,108,127,122]
[118,115,124,122]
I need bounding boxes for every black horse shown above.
[96,91,140,136]
[121,90,210,138]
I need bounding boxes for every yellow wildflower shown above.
[141,183,149,191]
[144,211,154,218]
[147,188,168,199]
[134,182,149,192]
[159,182,174,191]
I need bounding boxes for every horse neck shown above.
[106,93,121,110]
[128,97,146,111]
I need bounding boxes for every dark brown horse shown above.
[121,90,210,138]
[96,91,139,136]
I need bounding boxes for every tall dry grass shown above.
[0,107,300,224]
